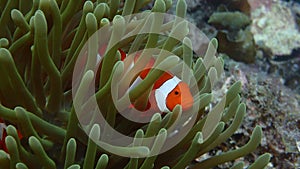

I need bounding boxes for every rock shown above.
[208,11,251,30]
[206,6,256,63]
[217,28,256,63]
[216,56,300,168]
[250,0,300,56]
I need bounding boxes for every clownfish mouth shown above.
[181,99,194,111]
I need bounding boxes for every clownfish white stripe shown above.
[128,76,143,91]
[155,76,181,112]
[96,54,101,64]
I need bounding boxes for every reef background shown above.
[174,0,300,168]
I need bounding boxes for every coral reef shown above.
[0,0,270,168]
[250,0,300,56]
[206,2,256,63]
[173,0,300,167]
[219,56,300,168]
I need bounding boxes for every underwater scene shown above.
[0,0,299,168]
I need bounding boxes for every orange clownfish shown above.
[0,118,23,153]
[96,49,194,113]
[128,54,194,112]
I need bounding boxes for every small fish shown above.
[0,118,23,153]
[82,46,194,113]
[97,50,194,113]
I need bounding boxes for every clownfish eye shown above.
[174,90,179,95]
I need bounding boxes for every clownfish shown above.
[126,53,194,113]
[0,118,23,153]
[96,48,194,113]
[76,46,194,113]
